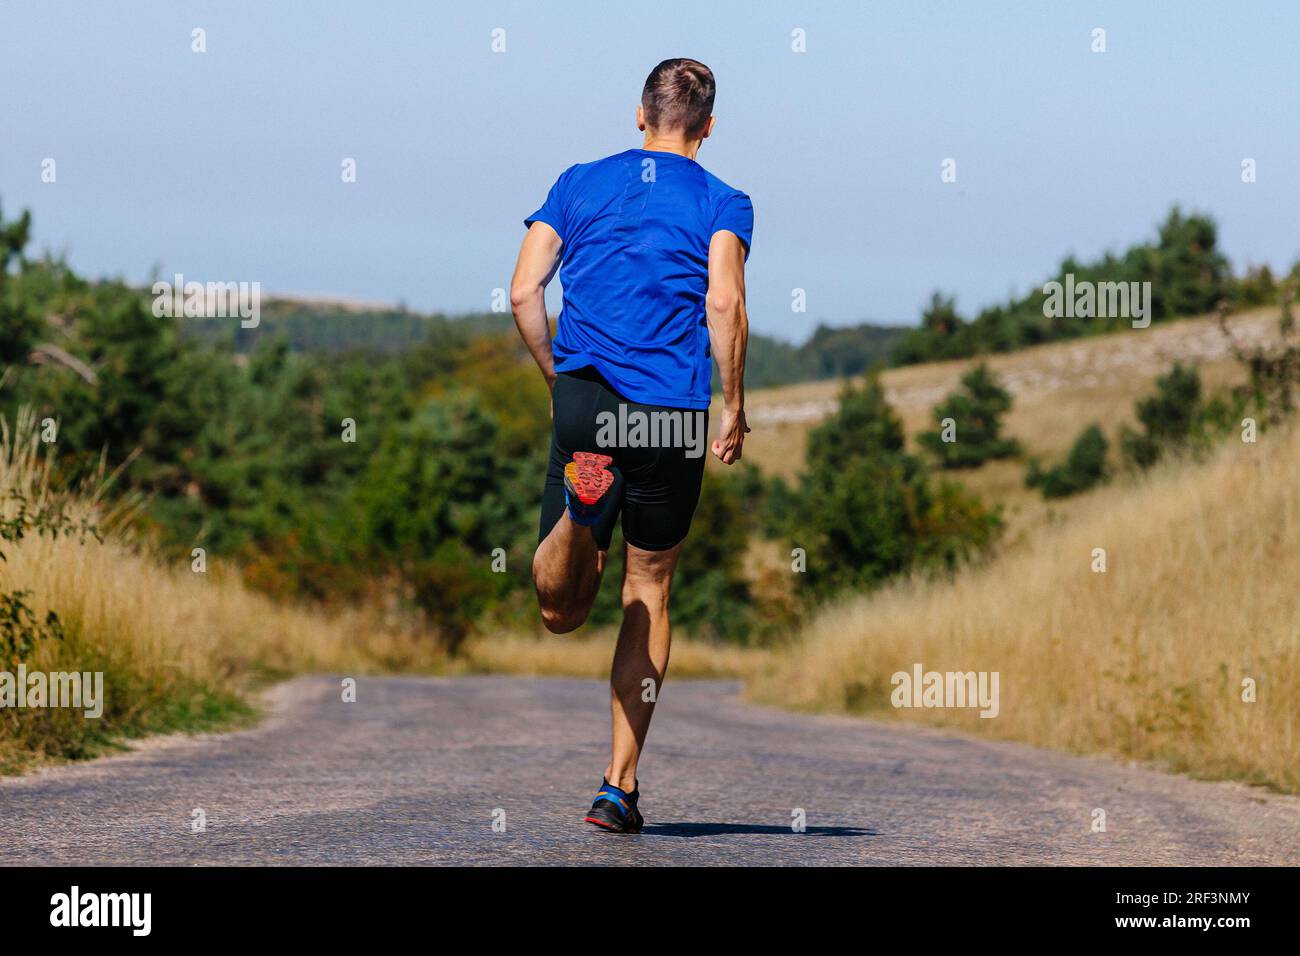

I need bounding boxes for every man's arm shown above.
[706,230,750,464]
[510,221,564,389]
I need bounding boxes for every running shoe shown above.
[563,451,615,526]
[583,778,644,833]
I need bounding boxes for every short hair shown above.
[641,58,716,137]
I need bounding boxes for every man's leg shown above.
[533,376,620,634]
[604,541,681,792]
[532,513,606,634]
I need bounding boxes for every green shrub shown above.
[789,378,1000,599]
[1025,424,1110,499]
[0,204,42,365]
[352,396,536,652]
[918,363,1020,468]
[1120,363,1203,469]
[1219,283,1300,428]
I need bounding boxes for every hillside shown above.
[749,413,1300,793]
[738,321,905,390]
[727,305,1285,534]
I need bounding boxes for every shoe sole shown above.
[565,452,614,506]
[583,814,643,834]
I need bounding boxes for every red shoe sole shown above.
[573,451,613,469]
[565,452,614,506]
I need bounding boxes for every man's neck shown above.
[640,133,702,161]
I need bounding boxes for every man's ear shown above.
[702,116,716,140]
[636,105,647,132]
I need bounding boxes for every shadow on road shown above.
[642,822,877,838]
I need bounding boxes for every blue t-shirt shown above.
[524,148,753,409]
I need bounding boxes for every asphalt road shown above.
[2,676,1297,865]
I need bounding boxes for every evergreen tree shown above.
[790,378,999,599]
[0,204,41,365]
[1121,363,1202,468]
[918,363,1020,468]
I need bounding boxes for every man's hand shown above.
[712,406,749,464]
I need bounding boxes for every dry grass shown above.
[0,411,443,771]
[0,408,760,771]
[749,421,1300,792]
[461,630,769,680]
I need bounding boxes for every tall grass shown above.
[0,410,441,772]
[750,422,1300,792]
[0,408,759,773]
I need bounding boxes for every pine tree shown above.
[918,363,1021,468]
[0,204,41,365]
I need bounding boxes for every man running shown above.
[509,58,752,833]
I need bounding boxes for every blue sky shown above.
[2,1,1297,341]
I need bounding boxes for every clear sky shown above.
[2,1,1297,342]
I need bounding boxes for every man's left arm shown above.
[509,221,564,389]
[706,230,750,464]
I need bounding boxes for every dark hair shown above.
[641,58,716,137]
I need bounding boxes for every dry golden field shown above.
[747,391,1300,792]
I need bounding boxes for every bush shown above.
[918,363,1020,468]
[788,378,1000,599]
[352,396,537,651]
[1025,424,1110,498]
[1120,363,1203,469]
[0,205,42,365]
[1219,282,1300,428]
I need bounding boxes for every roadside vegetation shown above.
[752,286,1300,793]
[4,192,1300,789]
[0,408,751,772]
[750,416,1300,793]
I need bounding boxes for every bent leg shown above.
[533,513,606,633]
[605,541,681,792]
[532,375,622,634]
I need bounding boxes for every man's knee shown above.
[621,543,679,615]
[621,576,671,616]
[539,601,589,634]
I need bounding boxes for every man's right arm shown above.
[706,230,750,464]
[509,221,564,390]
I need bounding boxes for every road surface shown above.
[2,676,1297,865]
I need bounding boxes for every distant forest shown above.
[182,301,906,391]
[180,205,1296,390]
